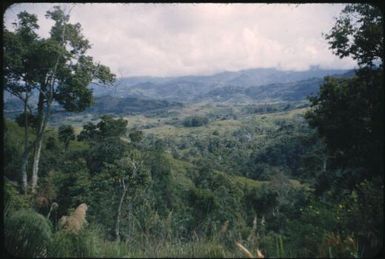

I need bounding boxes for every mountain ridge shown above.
[4,67,355,116]
[91,67,354,101]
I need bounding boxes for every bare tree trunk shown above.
[20,96,30,193]
[31,90,45,193]
[31,136,43,193]
[31,104,51,193]
[20,151,29,193]
[31,91,51,193]
[322,156,327,172]
[115,180,128,241]
[128,202,133,238]
[19,92,35,193]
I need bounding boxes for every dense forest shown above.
[3,4,384,258]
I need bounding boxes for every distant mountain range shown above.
[91,67,355,102]
[4,67,355,116]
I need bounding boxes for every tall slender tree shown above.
[4,12,40,193]
[4,6,116,193]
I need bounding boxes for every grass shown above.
[97,238,231,258]
[3,204,291,258]
[52,102,308,148]
[226,173,266,189]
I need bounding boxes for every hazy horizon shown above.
[112,65,353,79]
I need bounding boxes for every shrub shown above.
[4,180,30,216]
[5,209,53,257]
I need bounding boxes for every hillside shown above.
[86,96,183,114]
[4,68,354,119]
[90,67,353,102]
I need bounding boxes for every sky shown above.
[4,3,356,77]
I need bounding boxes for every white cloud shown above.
[4,3,356,77]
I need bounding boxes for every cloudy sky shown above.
[4,3,356,77]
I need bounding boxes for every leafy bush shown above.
[5,209,53,257]
[4,180,30,216]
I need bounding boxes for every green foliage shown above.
[145,150,175,216]
[4,6,116,195]
[5,97,382,257]
[309,4,383,180]
[111,155,151,187]
[15,111,38,129]
[244,184,278,217]
[189,187,219,218]
[53,158,91,216]
[4,180,30,216]
[305,10,383,256]
[35,171,58,204]
[48,225,101,257]
[4,11,39,96]
[77,116,130,173]
[97,115,128,138]
[43,6,116,112]
[86,171,118,234]
[129,129,144,143]
[89,137,128,173]
[324,4,383,67]
[183,115,209,127]
[4,120,25,181]
[306,70,383,176]
[78,115,128,142]
[286,198,338,257]
[337,179,384,257]
[5,209,52,257]
[58,125,75,151]
[40,134,65,176]
[77,121,99,141]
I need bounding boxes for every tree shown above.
[306,71,383,176]
[53,158,91,217]
[15,111,38,130]
[58,125,75,152]
[4,12,40,193]
[4,6,116,193]
[106,155,149,241]
[79,117,149,241]
[78,116,128,173]
[305,4,383,256]
[324,4,383,67]
[306,3,384,181]
[78,115,128,142]
[129,130,144,143]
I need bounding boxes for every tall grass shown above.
[275,234,285,257]
[48,225,101,257]
[6,207,360,258]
